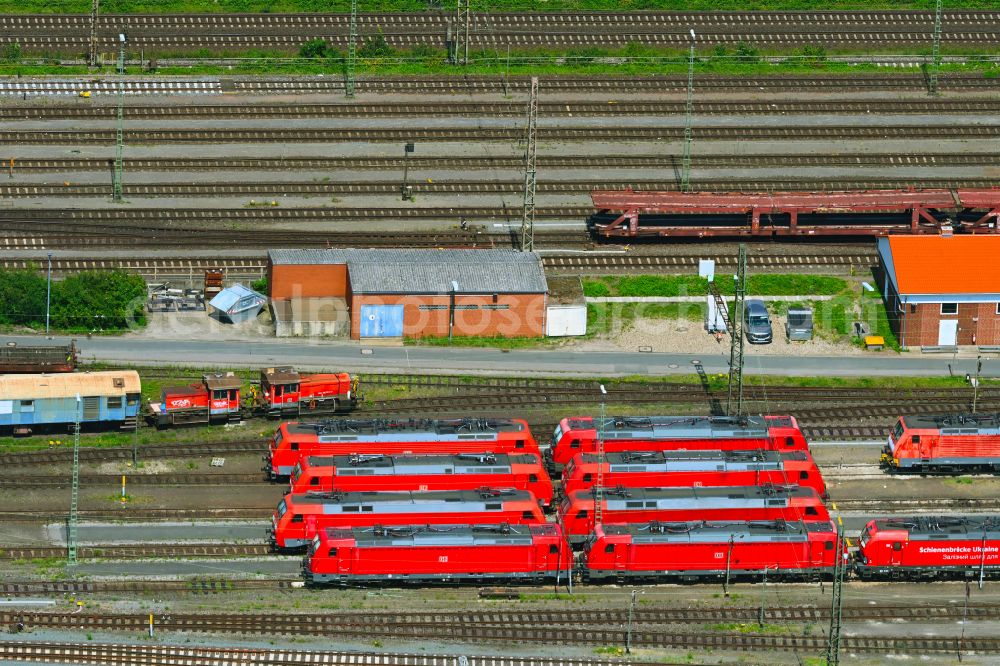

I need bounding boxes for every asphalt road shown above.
[6,334,996,378]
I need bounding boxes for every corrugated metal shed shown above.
[0,370,141,401]
[268,248,547,295]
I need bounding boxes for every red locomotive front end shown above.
[149,372,242,427]
[548,415,807,471]
[881,414,1000,475]
[561,449,826,498]
[559,484,829,545]
[582,519,839,582]
[266,417,538,479]
[289,452,553,506]
[270,488,546,550]
[856,515,1000,580]
[303,522,571,585]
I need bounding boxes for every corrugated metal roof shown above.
[0,370,141,401]
[208,283,266,314]
[268,248,547,294]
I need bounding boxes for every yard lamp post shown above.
[448,280,459,342]
[401,142,415,200]
[46,252,53,335]
[625,589,638,654]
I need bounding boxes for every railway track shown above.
[6,124,1000,144]
[0,580,294,596]
[0,253,878,276]
[0,472,266,488]
[7,99,1000,121]
[5,152,998,174]
[0,544,274,559]
[4,177,1000,199]
[0,73,993,96]
[4,10,1000,53]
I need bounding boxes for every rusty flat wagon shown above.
[0,341,78,373]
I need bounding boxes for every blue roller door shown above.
[360,304,404,337]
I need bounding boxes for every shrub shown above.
[298,39,330,59]
[359,29,394,58]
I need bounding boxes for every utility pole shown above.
[45,252,52,335]
[681,29,695,192]
[88,0,100,68]
[625,589,637,654]
[825,525,846,666]
[455,0,470,65]
[594,384,607,527]
[520,77,539,252]
[112,33,126,203]
[726,244,747,417]
[929,0,943,96]
[67,394,81,565]
[972,355,982,413]
[346,0,358,98]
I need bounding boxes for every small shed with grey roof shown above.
[267,248,549,339]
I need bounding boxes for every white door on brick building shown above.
[938,320,958,346]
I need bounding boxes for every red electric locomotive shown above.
[290,452,554,506]
[856,515,1000,580]
[547,415,807,471]
[150,372,243,426]
[559,484,829,545]
[881,413,1000,475]
[267,417,538,479]
[270,488,545,549]
[561,449,827,498]
[582,519,840,582]
[303,522,571,586]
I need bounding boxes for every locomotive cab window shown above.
[290,443,299,451]
[892,542,902,551]
[577,510,588,518]
[549,545,559,554]
[799,471,809,479]
[291,515,303,523]
[604,544,615,553]
[583,473,593,482]
[515,440,525,448]
[521,511,535,519]
[309,478,319,486]
[805,507,818,516]
[785,436,794,447]
[911,435,921,444]
[570,439,580,449]
[327,548,338,557]
[824,541,834,550]
[529,474,538,482]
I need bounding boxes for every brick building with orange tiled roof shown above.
[877,236,1000,349]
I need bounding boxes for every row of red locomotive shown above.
[261,413,1000,585]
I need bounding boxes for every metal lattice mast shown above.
[520,77,539,252]
[346,0,357,99]
[68,396,81,565]
[825,525,846,666]
[112,35,125,203]
[88,0,100,67]
[929,0,943,95]
[594,385,607,526]
[681,29,695,192]
[726,244,747,417]
[455,0,470,65]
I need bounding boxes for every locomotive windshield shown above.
[273,430,283,447]
[859,525,871,549]
[551,424,563,449]
[277,499,287,518]
[891,419,904,444]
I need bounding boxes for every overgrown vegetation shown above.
[0,1,994,13]
[0,268,146,332]
[584,274,848,298]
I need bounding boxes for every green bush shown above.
[359,29,394,59]
[250,276,268,294]
[0,268,145,332]
[298,38,330,59]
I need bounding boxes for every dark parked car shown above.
[744,299,773,344]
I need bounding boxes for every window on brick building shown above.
[940,303,958,315]
[996,303,1000,315]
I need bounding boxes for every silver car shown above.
[743,299,773,344]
